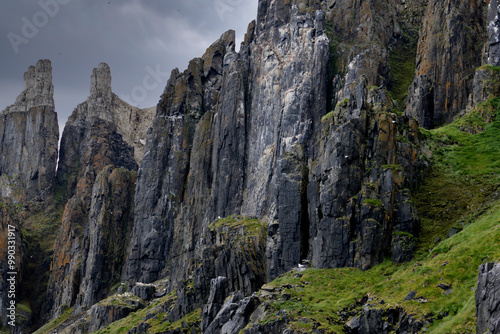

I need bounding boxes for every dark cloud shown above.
[0,0,258,131]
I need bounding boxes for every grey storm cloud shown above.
[0,0,258,131]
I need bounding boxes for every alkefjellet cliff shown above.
[2,0,500,333]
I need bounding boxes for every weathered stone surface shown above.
[130,283,156,301]
[344,305,427,333]
[321,0,405,110]
[87,296,144,333]
[57,63,152,199]
[200,217,268,300]
[0,59,59,201]
[476,262,500,334]
[45,64,147,320]
[124,6,426,327]
[471,1,500,111]
[125,3,330,299]
[3,59,54,114]
[77,167,137,311]
[201,276,229,332]
[204,291,261,334]
[486,0,500,66]
[309,80,424,270]
[406,0,485,128]
[471,66,500,109]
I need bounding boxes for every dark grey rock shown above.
[487,0,500,66]
[201,277,229,332]
[344,306,426,334]
[404,290,417,301]
[0,59,59,202]
[205,292,260,334]
[131,283,156,301]
[87,298,144,333]
[127,322,152,334]
[391,233,416,264]
[476,262,500,334]
[405,0,485,128]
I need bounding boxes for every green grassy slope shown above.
[258,98,500,333]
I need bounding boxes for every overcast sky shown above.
[0,0,258,132]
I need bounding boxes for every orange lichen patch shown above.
[374,113,397,164]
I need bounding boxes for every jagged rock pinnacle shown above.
[90,62,112,100]
[3,59,54,113]
[0,59,58,201]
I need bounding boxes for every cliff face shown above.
[0,59,59,202]
[124,1,331,292]
[45,63,152,319]
[406,0,485,128]
[2,0,496,333]
[125,0,426,314]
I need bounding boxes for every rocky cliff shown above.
[45,63,153,320]
[121,1,428,329]
[476,262,500,334]
[0,60,59,331]
[0,59,59,202]
[1,0,499,333]
[405,0,485,128]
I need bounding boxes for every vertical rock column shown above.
[0,59,59,202]
[46,63,140,319]
[242,4,330,280]
[125,31,235,286]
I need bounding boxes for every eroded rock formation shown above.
[0,59,59,202]
[1,0,495,333]
[122,3,427,327]
[45,63,152,319]
[406,0,485,128]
